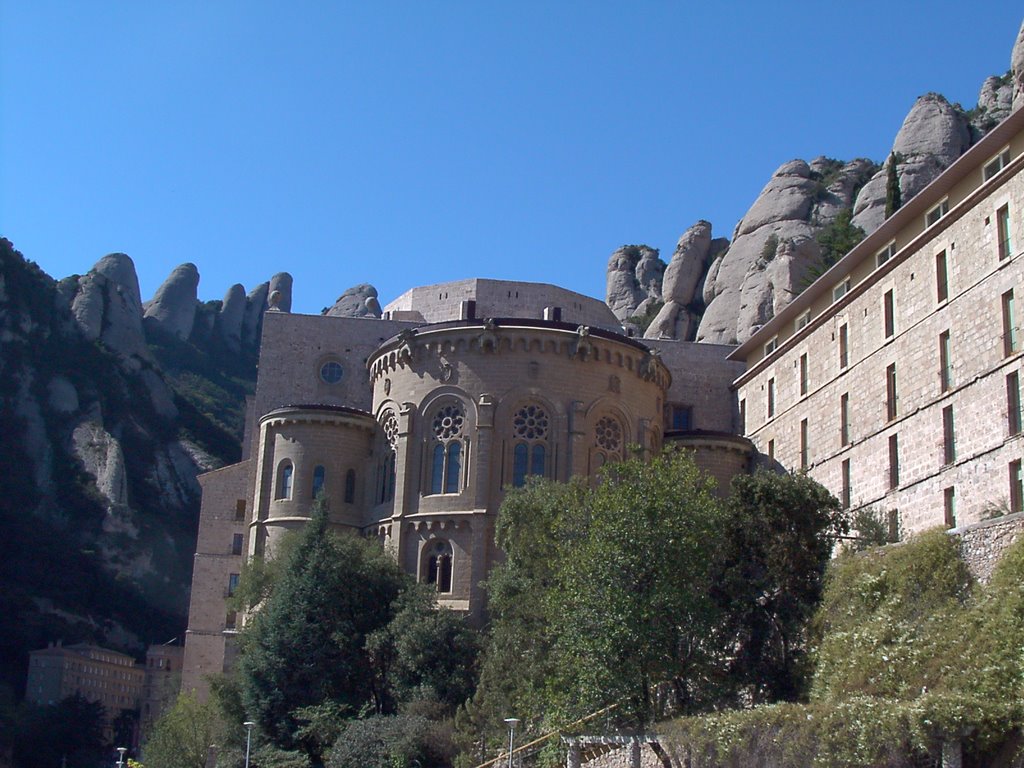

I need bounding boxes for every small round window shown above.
[320,360,344,384]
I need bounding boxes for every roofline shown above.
[383,277,610,312]
[729,105,1024,362]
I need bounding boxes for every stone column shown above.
[629,738,642,768]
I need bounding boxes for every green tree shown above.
[885,151,903,218]
[710,470,846,704]
[237,498,405,762]
[12,694,107,768]
[327,713,455,768]
[142,693,222,768]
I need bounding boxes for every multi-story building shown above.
[181,282,749,697]
[181,100,1024,702]
[732,105,1024,535]
[139,643,184,740]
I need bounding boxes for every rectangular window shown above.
[764,336,778,356]
[935,250,948,303]
[883,290,895,339]
[939,330,952,392]
[739,398,746,434]
[943,405,956,464]
[767,439,775,460]
[669,404,692,430]
[840,392,850,446]
[833,278,851,303]
[839,323,849,369]
[767,377,776,419]
[1003,289,1018,356]
[227,573,240,597]
[984,148,1010,181]
[887,509,900,543]
[799,353,809,396]
[1008,371,1022,436]
[876,241,895,268]
[234,499,246,521]
[926,199,949,227]
[795,310,811,332]
[231,534,244,556]
[841,459,851,509]
[800,418,809,470]
[886,363,898,421]
[944,486,956,528]
[1011,460,1024,513]
[998,204,1012,260]
[888,434,900,489]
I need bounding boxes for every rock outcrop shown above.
[852,94,971,235]
[324,284,384,318]
[1013,20,1024,110]
[696,158,875,344]
[144,263,200,340]
[63,253,149,365]
[644,221,715,341]
[242,281,270,345]
[975,75,1014,132]
[218,283,247,352]
[268,272,293,313]
[605,245,666,322]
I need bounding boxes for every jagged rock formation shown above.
[976,75,1014,131]
[696,158,875,344]
[851,94,971,234]
[1014,20,1024,110]
[324,283,384,318]
[644,221,720,341]
[242,282,270,344]
[605,245,666,322]
[219,283,247,352]
[59,253,149,366]
[268,272,293,313]
[144,263,200,340]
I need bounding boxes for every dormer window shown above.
[763,336,778,357]
[984,148,1010,181]
[876,241,895,268]
[926,199,949,227]
[832,277,851,303]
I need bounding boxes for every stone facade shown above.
[733,107,1024,537]
[182,280,748,698]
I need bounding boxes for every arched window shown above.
[344,469,356,504]
[276,461,293,499]
[424,540,453,594]
[593,414,625,468]
[311,465,325,498]
[428,402,465,495]
[512,404,549,487]
[377,411,399,504]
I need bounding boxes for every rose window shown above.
[432,404,465,442]
[595,416,623,452]
[513,405,549,441]
[381,411,399,448]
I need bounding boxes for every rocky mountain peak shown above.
[605,244,666,322]
[324,283,383,318]
[144,262,200,340]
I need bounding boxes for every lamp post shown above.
[503,718,519,768]
[116,747,127,768]
[244,721,256,768]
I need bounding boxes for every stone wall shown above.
[954,510,1024,583]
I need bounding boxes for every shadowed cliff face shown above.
[608,16,1024,345]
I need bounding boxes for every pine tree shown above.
[884,151,902,218]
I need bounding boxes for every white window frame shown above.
[983,147,1010,181]
[832,277,851,303]
[875,241,896,268]
[795,310,811,332]
[925,198,949,228]
[763,336,778,356]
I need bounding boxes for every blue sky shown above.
[2,2,1021,315]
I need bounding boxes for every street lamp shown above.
[116,747,127,768]
[244,721,256,768]
[503,718,520,768]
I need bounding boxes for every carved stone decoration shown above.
[528,361,540,380]
[572,325,594,360]
[397,329,416,364]
[381,410,399,449]
[609,375,620,393]
[639,350,661,381]
[477,318,499,353]
[440,361,454,382]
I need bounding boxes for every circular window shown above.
[320,360,344,384]
[595,416,623,452]
[513,404,549,441]
[432,403,466,441]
